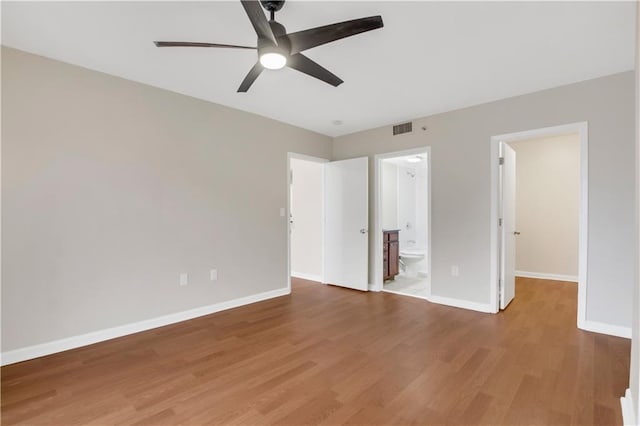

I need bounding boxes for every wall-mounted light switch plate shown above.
[210,269,218,281]
[179,273,188,286]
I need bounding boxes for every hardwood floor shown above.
[2,277,630,425]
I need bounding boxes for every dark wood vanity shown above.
[383,230,399,281]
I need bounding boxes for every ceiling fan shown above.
[153,0,383,92]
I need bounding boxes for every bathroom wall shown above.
[392,161,429,275]
[381,162,398,230]
[415,166,429,251]
[397,166,417,248]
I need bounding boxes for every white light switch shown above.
[280,207,286,217]
[451,266,459,277]
[179,273,188,286]
[210,269,218,281]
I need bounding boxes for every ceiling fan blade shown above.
[286,15,383,55]
[237,62,263,92]
[287,53,343,87]
[154,41,256,49]
[240,1,277,46]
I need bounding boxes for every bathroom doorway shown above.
[374,147,431,299]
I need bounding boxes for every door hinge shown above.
[290,169,293,184]
[499,157,504,166]
[499,218,503,227]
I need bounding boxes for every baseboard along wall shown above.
[579,319,632,339]
[1,287,290,366]
[516,270,578,282]
[620,388,637,425]
[290,271,323,283]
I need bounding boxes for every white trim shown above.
[1,287,290,366]
[290,271,323,283]
[621,388,637,426]
[382,288,429,301]
[580,319,632,339]
[373,147,431,295]
[490,122,590,328]
[383,286,493,311]
[286,153,328,292]
[428,294,495,313]
[515,271,578,282]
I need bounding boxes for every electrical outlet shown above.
[451,266,459,277]
[210,269,218,281]
[179,273,188,286]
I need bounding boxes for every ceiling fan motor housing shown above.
[259,21,290,55]
[260,1,285,13]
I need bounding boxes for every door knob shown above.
[360,228,368,234]
[513,231,521,235]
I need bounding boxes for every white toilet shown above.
[400,247,426,278]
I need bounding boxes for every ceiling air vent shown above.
[393,122,413,136]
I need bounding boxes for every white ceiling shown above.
[2,1,636,137]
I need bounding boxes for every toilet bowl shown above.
[400,248,426,278]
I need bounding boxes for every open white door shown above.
[324,157,369,291]
[500,143,516,309]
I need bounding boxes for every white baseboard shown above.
[428,294,494,313]
[515,270,578,282]
[621,388,637,425]
[382,288,429,301]
[1,287,290,366]
[579,319,632,339]
[290,271,323,283]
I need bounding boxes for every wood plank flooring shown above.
[2,277,630,425]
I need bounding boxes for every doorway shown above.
[374,147,431,299]
[490,122,588,326]
[287,153,370,293]
[288,154,326,285]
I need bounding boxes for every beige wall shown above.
[511,134,580,278]
[334,71,635,328]
[290,158,323,279]
[1,47,332,352]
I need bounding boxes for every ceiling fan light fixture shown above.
[260,51,287,70]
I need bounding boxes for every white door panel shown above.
[324,157,369,291]
[500,143,516,309]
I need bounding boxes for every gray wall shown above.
[334,72,635,328]
[1,47,332,351]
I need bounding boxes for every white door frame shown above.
[286,153,328,293]
[373,146,432,294]
[489,122,588,327]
